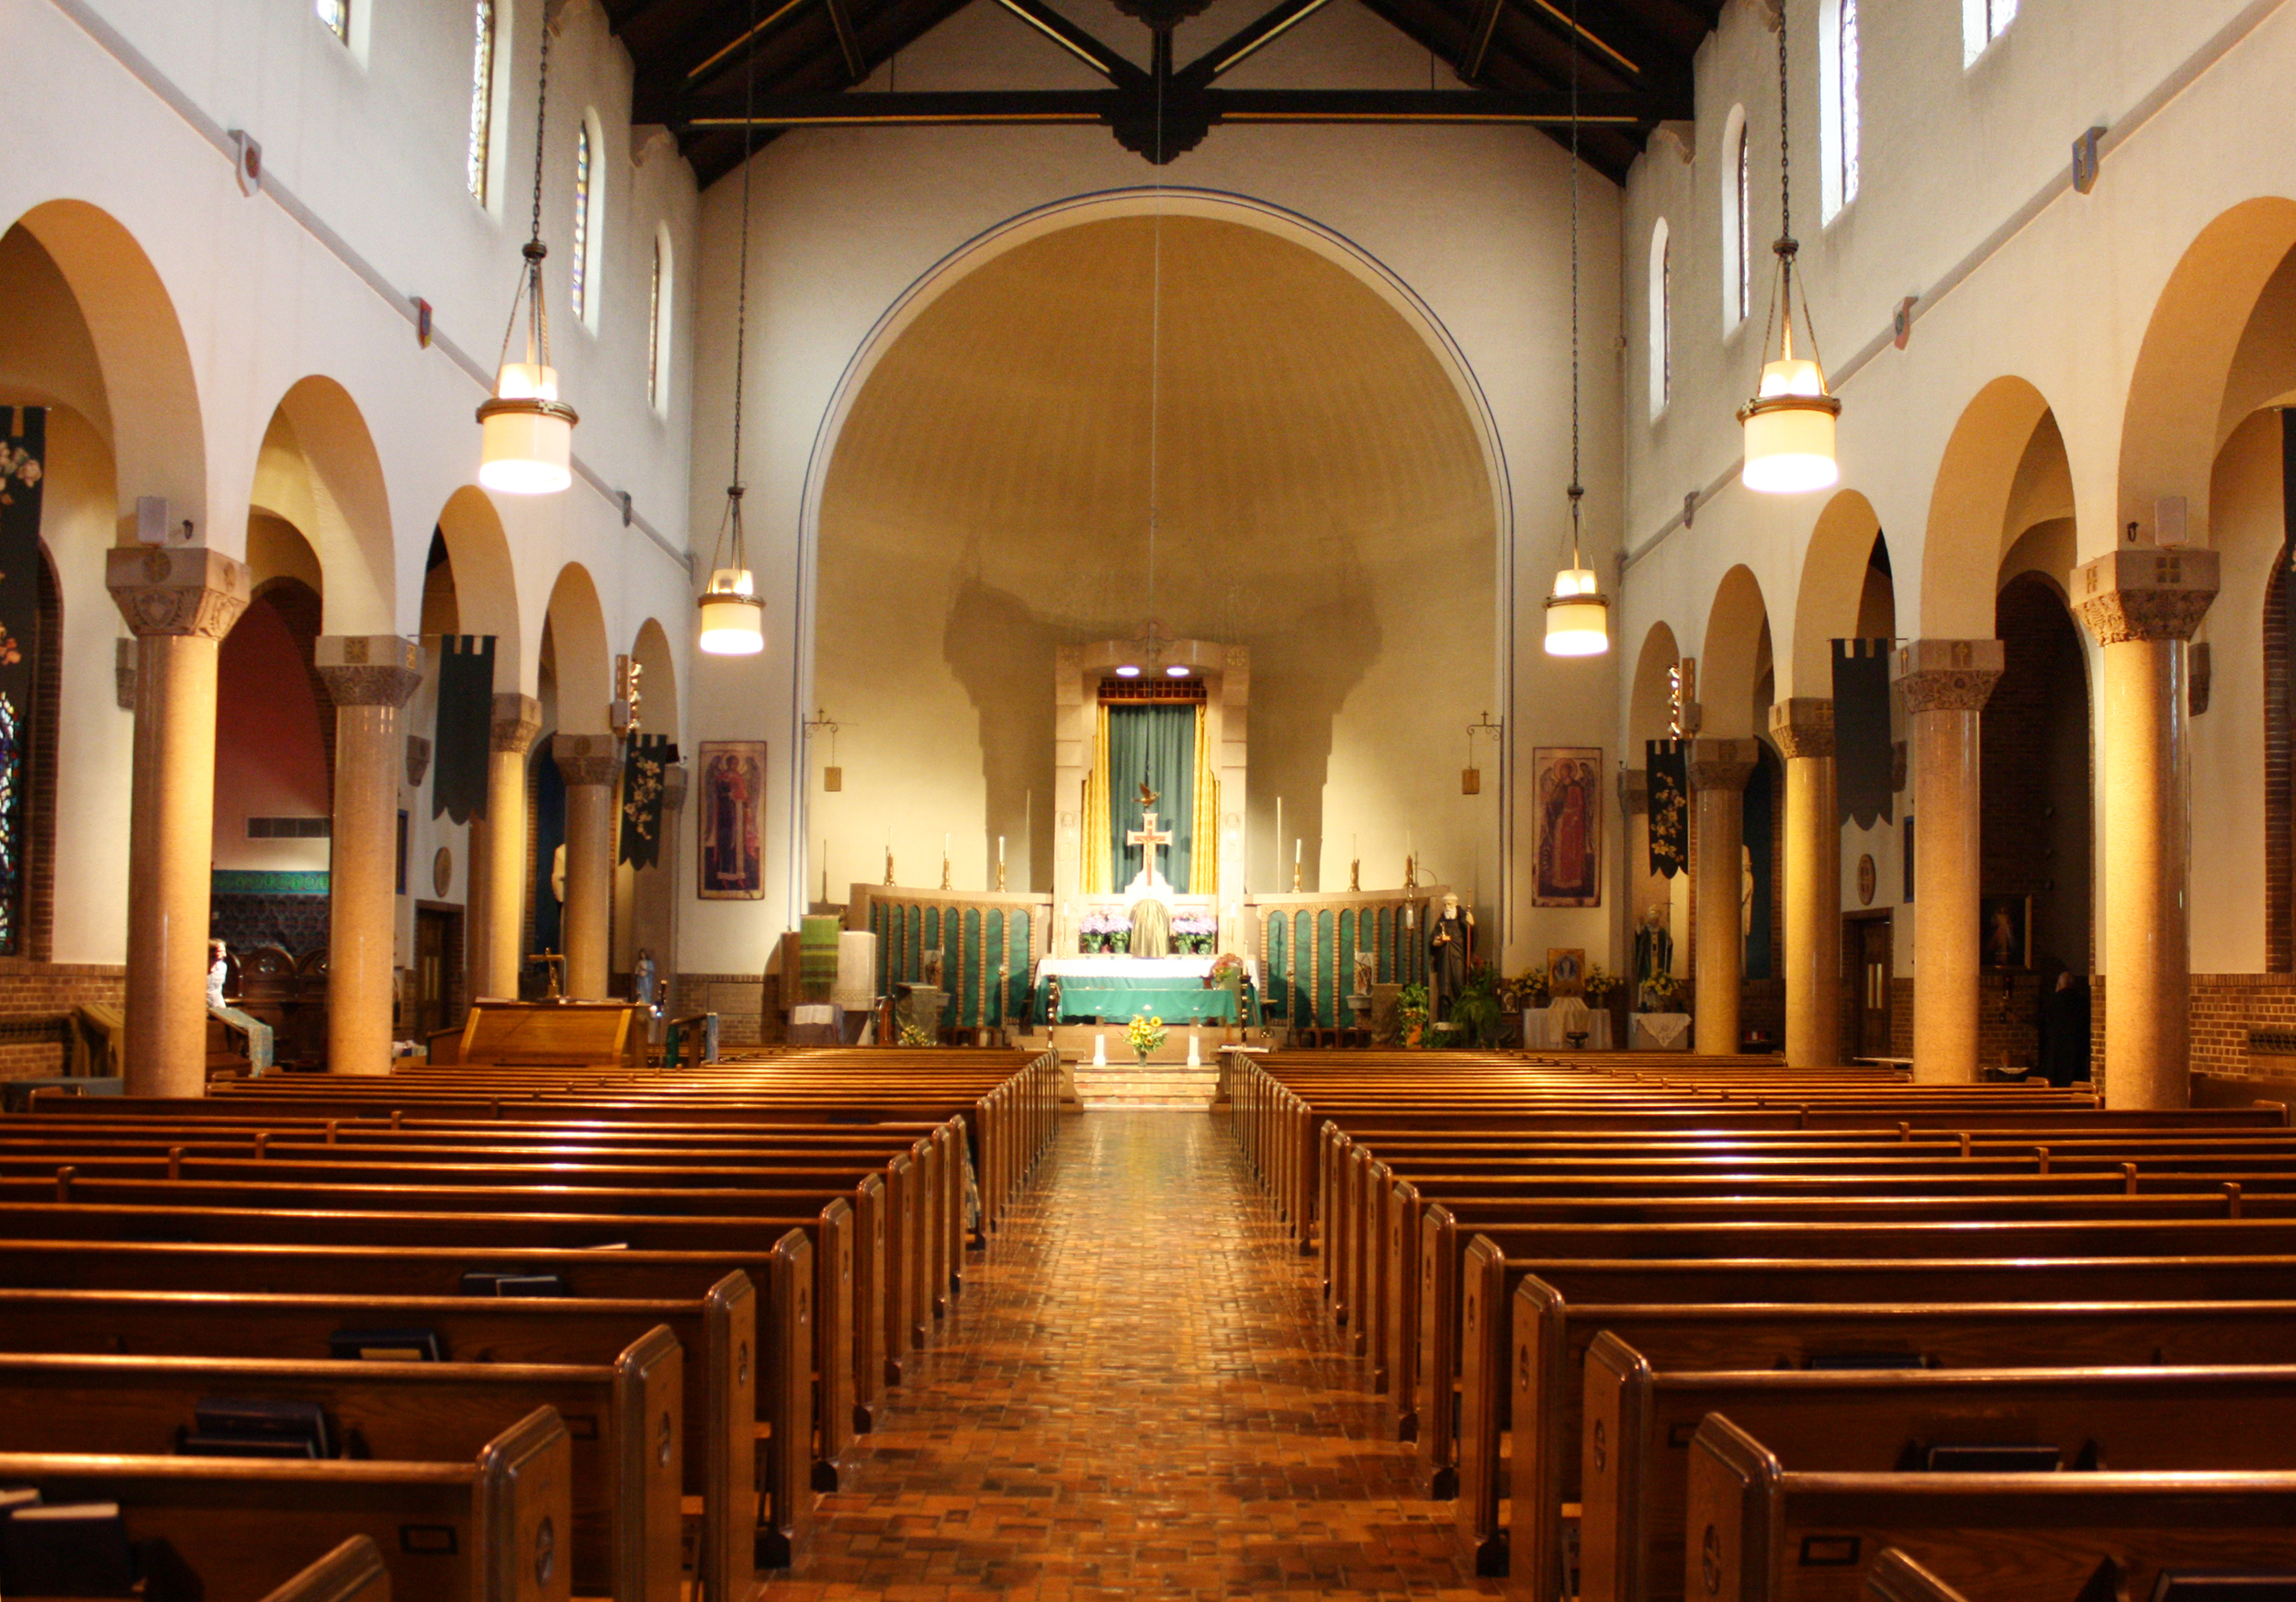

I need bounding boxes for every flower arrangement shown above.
[1123,1011,1166,1062]
[1172,913,1218,954]
[898,1020,935,1047]
[1079,910,1132,953]
[1638,970,1681,1011]
[1583,965,1622,1004]
[1499,966,1550,1011]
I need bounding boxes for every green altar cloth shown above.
[1038,974,1252,1026]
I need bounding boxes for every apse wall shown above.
[682,0,1625,973]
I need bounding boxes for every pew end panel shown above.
[611,1325,686,1602]
[1458,1232,1513,1577]
[1862,1549,1966,1602]
[1512,1275,1576,1602]
[1418,1204,1460,1499]
[1685,1414,1782,1602]
[702,1269,760,1602]
[757,1227,814,1572]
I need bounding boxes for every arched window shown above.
[647,227,673,415]
[570,117,595,325]
[467,0,496,204]
[1649,218,1671,419]
[1719,105,1750,328]
[316,0,349,43]
[1963,0,2018,64]
[1819,0,1861,221]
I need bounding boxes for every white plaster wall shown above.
[683,0,1624,975]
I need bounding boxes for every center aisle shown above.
[780,1110,1504,1600]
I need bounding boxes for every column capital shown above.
[1687,737,1759,792]
[106,546,249,640]
[1768,698,1836,760]
[554,731,622,788]
[490,693,542,754]
[2073,547,2221,645]
[315,635,422,706]
[1616,767,1649,818]
[1892,637,2005,714]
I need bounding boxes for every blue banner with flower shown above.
[0,409,44,953]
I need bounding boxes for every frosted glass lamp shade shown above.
[1738,356,1841,494]
[477,363,578,495]
[698,568,765,656]
[1544,567,1610,657]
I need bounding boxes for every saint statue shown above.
[1632,905,1673,986]
[1427,891,1475,1021]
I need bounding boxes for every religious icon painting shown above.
[1532,747,1603,908]
[1546,949,1586,997]
[1979,894,2032,970]
[697,740,769,900]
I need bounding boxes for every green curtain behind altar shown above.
[1107,703,1195,888]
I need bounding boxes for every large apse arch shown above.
[793,189,1517,934]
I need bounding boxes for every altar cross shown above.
[1127,808,1175,892]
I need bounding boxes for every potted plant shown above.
[1452,962,1503,1048]
[1396,982,1429,1047]
[1173,912,1217,954]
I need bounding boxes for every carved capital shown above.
[2073,547,2220,646]
[1616,767,1649,817]
[490,694,542,754]
[553,731,622,788]
[1892,637,2004,715]
[1687,737,1759,793]
[106,546,250,640]
[316,635,422,707]
[1768,698,1836,760]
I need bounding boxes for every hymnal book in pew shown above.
[184,1396,333,1460]
[327,1326,445,1361]
[0,1501,137,1596]
[458,1270,568,1297]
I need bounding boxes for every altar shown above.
[1035,955,1257,1026]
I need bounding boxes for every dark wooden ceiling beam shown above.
[1174,0,1340,88]
[822,0,867,81]
[988,0,1148,87]
[680,85,1666,126]
[1458,0,1505,82]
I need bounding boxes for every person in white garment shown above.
[206,939,275,1076]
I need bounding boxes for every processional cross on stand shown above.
[1127,776,1174,892]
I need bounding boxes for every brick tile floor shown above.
[773,1110,1503,1601]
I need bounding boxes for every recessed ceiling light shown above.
[1165,664,1188,677]
[1115,664,1141,678]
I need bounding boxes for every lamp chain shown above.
[712,0,761,582]
[491,15,556,378]
[1145,42,1165,637]
[1567,0,1582,564]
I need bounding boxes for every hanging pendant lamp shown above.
[697,0,766,656]
[1738,13,1840,494]
[1545,0,1608,659]
[478,17,577,494]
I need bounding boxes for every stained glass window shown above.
[0,694,23,953]
[1964,0,2018,63]
[316,0,348,43]
[1838,0,1861,209]
[467,0,495,204]
[647,236,664,411]
[571,120,592,322]
[1735,120,1750,323]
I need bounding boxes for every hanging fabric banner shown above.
[1646,738,1687,880]
[1832,637,1894,829]
[619,734,677,868]
[432,634,496,824]
[0,409,43,955]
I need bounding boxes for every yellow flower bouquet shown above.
[1123,1011,1166,1063]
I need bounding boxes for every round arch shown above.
[1702,565,1772,739]
[7,199,203,526]
[1629,620,1683,748]
[2120,197,2296,546]
[1920,376,2056,640]
[630,616,679,745]
[433,485,522,690]
[544,564,613,736]
[248,376,395,637]
[1791,489,1885,696]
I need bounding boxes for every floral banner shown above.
[1646,739,1688,881]
[618,733,677,869]
[0,410,44,953]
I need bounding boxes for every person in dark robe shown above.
[1427,891,1474,1021]
[2038,970,2092,1087]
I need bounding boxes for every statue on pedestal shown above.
[1427,891,1475,1021]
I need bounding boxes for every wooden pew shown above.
[1689,1412,2296,1602]
[0,1405,569,1602]
[0,1341,680,1602]
[1860,1549,1966,1602]
[0,1278,754,1602]
[429,1000,648,1071]
[263,1535,392,1602]
[1581,1342,2296,1602]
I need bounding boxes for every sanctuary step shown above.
[1070,1064,1221,1109]
[1024,1022,1239,1067]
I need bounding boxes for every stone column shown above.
[1769,699,1842,1067]
[106,547,250,1097]
[554,733,621,999]
[1892,639,2005,1082]
[468,694,540,1001]
[1688,739,1758,1055]
[316,637,423,1075]
[2074,547,2219,1108]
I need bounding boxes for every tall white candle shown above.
[998,835,1006,865]
[1294,838,1301,865]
